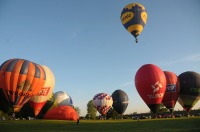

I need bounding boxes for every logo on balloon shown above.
[151,81,163,93]
[190,87,200,93]
[37,87,50,96]
[121,12,134,24]
[147,81,164,99]
[122,101,129,104]
[166,84,176,92]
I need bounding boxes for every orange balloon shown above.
[0,58,46,112]
[43,106,79,121]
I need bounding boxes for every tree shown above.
[74,107,81,116]
[0,89,13,116]
[106,108,120,119]
[71,106,81,116]
[86,100,97,119]
[158,103,168,113]
[133,112,137,114]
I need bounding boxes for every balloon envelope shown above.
[93,93,113,115]
[53,91,73,107]
[162,71,180,113]
[29,65,55,116]
[178,71,200,112]
[0,58,46,112]
[121,3,147,42]
[135,64,166,113]
[112,89,129,115]
[43,106,79,120]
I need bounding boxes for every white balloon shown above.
[93,93,113,115]
[30,65,55,116]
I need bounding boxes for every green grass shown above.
[1,117,200,132]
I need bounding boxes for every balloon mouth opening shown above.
[169,108,174,114]
[181,104,192,112]
[34,110,40,117]
[148,104,161,114]
[165,106,174,113]
[13,106,22,113]
[132,32,139,38]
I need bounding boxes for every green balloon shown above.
[178,71,200,112]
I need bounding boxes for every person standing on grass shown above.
[77,118,80,125]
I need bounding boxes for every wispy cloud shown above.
[161,53,200,67]
[184,53,200,62]
[119,81,134,87]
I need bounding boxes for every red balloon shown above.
[135,64,166,113]
[162,71,180,113]
[43,106,79,121]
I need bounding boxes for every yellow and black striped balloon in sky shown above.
[121,3,147,43]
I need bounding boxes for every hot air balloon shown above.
[43,106,79,120]
[121,3,148,43]
[0,58,46,112]
[53,91,73,107]
[135,64,166,114]
[178,71,200,113]
[162,71,180,113]
[112,89,129,115]
[93,93,113,115]
[29,65,55,116]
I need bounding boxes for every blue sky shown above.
[0,0,200,116]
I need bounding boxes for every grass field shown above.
[1,117,200,132]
